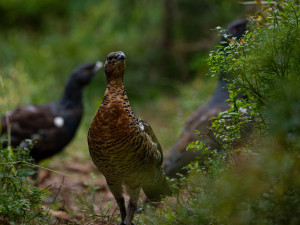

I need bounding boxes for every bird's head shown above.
[104,51,126,81]
[71,61,103,86]
[221,19,249,46]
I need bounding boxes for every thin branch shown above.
[0,161,69,177]
[52,176,65,203]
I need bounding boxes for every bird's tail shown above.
[142,169,172,202]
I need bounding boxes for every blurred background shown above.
[0,0,256,159]
[2,1,299,224]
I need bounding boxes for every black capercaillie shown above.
[164,19,250,178]
[0,62,102,162]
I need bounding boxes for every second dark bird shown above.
[164,19,249,178]
[0,62,102,163]
[88,51,172,225]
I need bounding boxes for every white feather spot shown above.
[139,122,144,131]
[54,117,64,127]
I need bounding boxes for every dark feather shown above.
[164,19,250,178]
[0,62,102,162]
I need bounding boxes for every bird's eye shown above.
[108,56,113,61]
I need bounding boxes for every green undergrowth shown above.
[0,141,51,224]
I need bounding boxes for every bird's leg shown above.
[107,182,126,224]
[124,186,141,225]
[116,196,126,223]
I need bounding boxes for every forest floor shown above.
[36,158,119,224]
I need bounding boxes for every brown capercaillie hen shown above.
[87,51,172,225]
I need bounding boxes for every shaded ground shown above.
[36,159,118,225]
[36,156,152,225]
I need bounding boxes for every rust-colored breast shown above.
[87,86,159,184]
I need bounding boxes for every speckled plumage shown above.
[88,51,171,225]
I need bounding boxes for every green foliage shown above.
[208,0,299,108]
[0,141,51,224]
[176,0,243,41]
[208,0,299,147]
[141,1,300,224]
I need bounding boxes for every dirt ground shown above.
[36,158,121,225]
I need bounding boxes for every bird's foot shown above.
[118,223,135,225]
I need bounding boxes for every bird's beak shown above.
[93,61,103,72]
[118,53,126,60]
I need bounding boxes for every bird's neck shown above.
[60,80,83,106]
[207,73,230,107]
[103,80,128,104]
[106,71,124,86]
[93,78,137,134]
[104,75,126,95]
